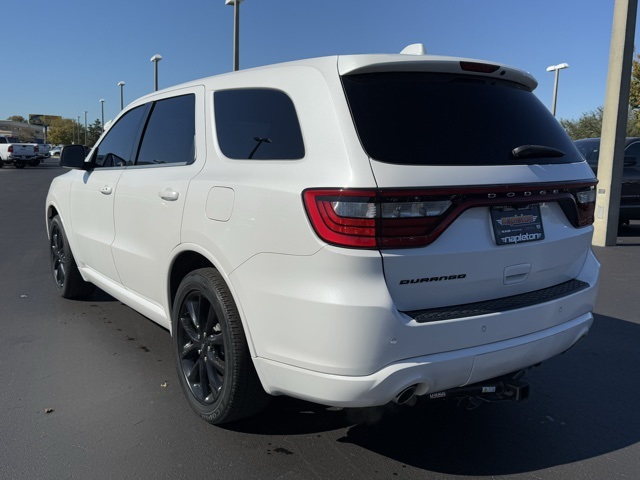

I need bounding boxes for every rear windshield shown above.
[342,72,580,166]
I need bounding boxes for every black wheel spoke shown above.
[205,357,222,400]
[180,341,199,361]
[185,295,202,333]
[50,227,66,288]
[179,314,200,344]
[208,348,225,375]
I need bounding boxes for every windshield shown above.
[342,72,581,166]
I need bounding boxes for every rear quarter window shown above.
[214,88,305,160]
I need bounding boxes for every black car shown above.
[574,137,640,225]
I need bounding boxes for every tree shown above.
[86,119,103,147]
[47,118,80,145]
[7,115,27,123]
[561,53,640,140]
[560,107,640,140]
[629,53,640,109]
[560,107,604,140]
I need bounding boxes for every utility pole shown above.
[593,0,638,246]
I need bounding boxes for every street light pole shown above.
[118,81,126,110]
[76,116,80,144]
[83,111,88,145]
[226,0,244,71]
[99,99,105,133]
[546,63,569,116]
[150,54,163,91]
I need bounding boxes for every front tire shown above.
[49,215,95,299]
[172,268,269,425]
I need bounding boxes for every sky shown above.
[1,0,636,125]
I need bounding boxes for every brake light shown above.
[304,182,597,249]
[8,145,13,153]
[460,61,501,74]
[34,145,39,153]
[303,189,454,248]
[573,186,596,227]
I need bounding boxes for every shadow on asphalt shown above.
[228,314,640,476]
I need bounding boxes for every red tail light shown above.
[460,61,501,73]
[303,182,597,249]
[34,145,39,153]
[8,145,13,153]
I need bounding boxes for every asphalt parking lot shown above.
[1,160,639,479]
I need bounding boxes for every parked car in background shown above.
[574,137,640,225]
[47,45,600,426]
[0,136,39,168]
[50,145,63,157]
[35,141,51,160]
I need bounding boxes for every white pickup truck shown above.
[0,136,39,168]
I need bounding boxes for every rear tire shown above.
[14,161,26,169]
[172,268,269,425]
[49,215,95,299]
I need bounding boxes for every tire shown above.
[28,159,40,167]
[14,161,26,169]
[49,215,95,299]
[0,159,4,168]
[172,268,269,425]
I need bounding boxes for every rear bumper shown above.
[253,312,592,407]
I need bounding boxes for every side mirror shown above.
[60,144,94,169]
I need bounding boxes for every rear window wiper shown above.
[512,145,566,159]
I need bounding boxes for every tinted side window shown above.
[624,142,640,167]
[94,105,147,168]
[137,94,196,166]
[214,89,304,160]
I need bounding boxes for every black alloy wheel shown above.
[176,289,227,405]
[172,268,269,425]
[49,215,94,299]
[50,221,67,290]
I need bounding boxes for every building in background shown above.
[0,120,46,141]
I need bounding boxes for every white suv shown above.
[46,45,599,425]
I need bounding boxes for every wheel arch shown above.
[167,247,258,356]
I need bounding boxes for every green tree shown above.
[560,107,640,140]
[629,53,640,109]
[86,119,103,147]
[7,115,27,123]
[47,118,81,145]
[561,53,640,140]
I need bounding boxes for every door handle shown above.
[100,185,113,195]
[158,189,179,201]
